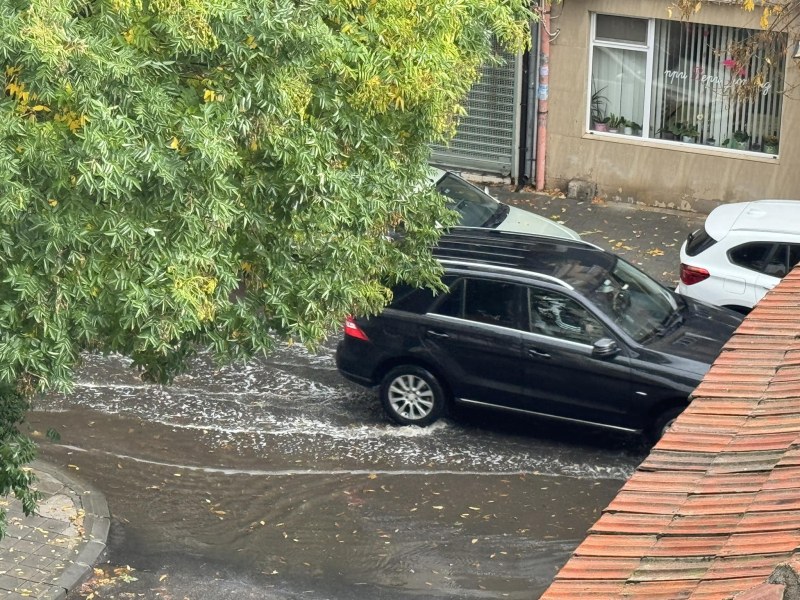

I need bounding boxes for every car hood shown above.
[495,205,582,240]
[644,297,743,369]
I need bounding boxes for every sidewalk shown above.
[490,184,707,287]
[0,461,109,600]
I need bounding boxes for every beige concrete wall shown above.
[546,0,799,212]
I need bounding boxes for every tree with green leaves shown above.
[0,0,533,531]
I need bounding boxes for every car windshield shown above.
[436,173,502,227]
[582,258,679,342]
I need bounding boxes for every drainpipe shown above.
[535,9,550,191]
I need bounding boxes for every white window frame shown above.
[586,12,785,156]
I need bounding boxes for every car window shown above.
[528,289,607,345]
[729,242,783,276]
[389,277,457,313]
[685,227,718,257]
[432,278,523,329]
[790,244,800,273]
[584,258,677,342]
[436,173,500,228]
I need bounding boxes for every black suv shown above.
[336,228,742,440]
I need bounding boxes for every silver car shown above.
[431,168,581,241]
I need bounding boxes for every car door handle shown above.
[527,348,551,359]
[427,330,450,339]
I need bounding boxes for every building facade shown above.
[545,0,799,211]
[437,2,799,210]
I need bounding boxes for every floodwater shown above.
[27,343,646,599]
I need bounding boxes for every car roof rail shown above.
[437,259,574,290]
[440,226,602,250]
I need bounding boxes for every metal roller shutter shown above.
[431,48,521,177]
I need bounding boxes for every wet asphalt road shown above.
[24,195,704,599]
[29,345,643,599]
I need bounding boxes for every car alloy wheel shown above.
[379,366,447,426]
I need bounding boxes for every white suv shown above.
[678,200,800,313]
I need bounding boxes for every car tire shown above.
[650,406,685,442]
[379,366,447,426]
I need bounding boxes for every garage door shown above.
[431,49,521,177]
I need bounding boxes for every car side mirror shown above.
[592,337,619,358]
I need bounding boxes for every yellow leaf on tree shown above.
[168,137,180,150]
[203,88,216,102]
[31,104,50,112]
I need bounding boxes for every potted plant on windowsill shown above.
[657,121,682,141]
[590,86,609,131]
[624,121,641,136]
[593,116,610,132]
[762,134,779,154]
[679,123,700,143]
[732,129,750,150]
[607,114,625,134]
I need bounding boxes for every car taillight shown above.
[344,316,370,341]
[680,263,710,286]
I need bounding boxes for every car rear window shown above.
[389,277,456,313]
[684,227,718,257]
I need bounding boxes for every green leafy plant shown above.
[680,124,700,138]
[763,134,779,146]
[0,0,534,532]
[590,86,609,124]
[733,129,751,142]
[607,113,625,129]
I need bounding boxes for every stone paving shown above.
[0,461,108,600]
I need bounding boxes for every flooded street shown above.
[27,343,645,599]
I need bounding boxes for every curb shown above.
[31,460,111,599]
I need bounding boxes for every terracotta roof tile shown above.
[737,509,800,533]
[606,491,688,515]
[575,535,657,557]
[718,530,800,556]
[725,432,800,452]
[541,272,800,600]
[591,512,675,535]
[775,446,800,466]
[692,471,770,495]
[761,465,800,490]
[625,471,702,493]
[556,556,642,580]
[663,514,742,536]
[702,553,793,580]
[680,398,760,416]
[655,431,735,453]
[539,579,626,599]
[639,450,717,471]
[707,450,785,473]
[647,536,728,558]
[629,557,712,582]
[678,492,756,516]
[724,583,786,600]
[688,577,777,599]
[620,579,699,599]
[749,487,800,512]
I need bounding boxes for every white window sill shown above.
[583,130,780,163]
